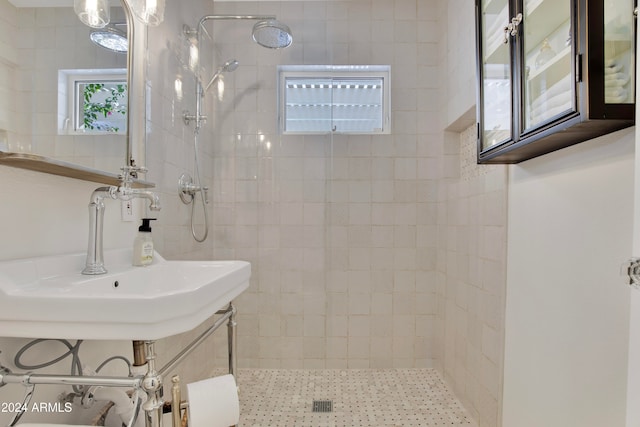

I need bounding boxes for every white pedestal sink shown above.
[0,249,251,340]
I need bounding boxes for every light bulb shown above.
[146,0,157,14]
[133,0,165,26]
[74,0,109,28]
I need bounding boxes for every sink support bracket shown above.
[156,303,236,378]
[227,304,237,378]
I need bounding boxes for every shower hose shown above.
[191,128,209,242]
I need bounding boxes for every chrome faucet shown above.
[82,176,161,275]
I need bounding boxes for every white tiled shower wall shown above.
[189,0,443,370]
[436,126,507,426]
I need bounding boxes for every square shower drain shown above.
[312,400,333,413]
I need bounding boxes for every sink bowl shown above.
[0,249,251,340]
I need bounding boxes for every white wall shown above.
[626,121,640,426]
[503,129,633,427]
[624,22,640,427]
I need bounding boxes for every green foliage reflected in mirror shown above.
[80,82,128,133]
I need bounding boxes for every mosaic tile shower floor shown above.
[234,369,476,427]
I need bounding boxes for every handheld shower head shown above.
[203,59,239,93]
[222,59,239,73]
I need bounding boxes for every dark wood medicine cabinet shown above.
[476,0,636,164]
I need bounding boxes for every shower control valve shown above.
[178,173,209,204]
[182,111,207,127]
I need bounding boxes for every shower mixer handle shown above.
[183,111,207,127]
[179,173,209,204]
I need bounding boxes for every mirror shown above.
[0,0,143,184]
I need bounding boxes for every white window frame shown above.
[58,68,127,135]
[278,65,391,135]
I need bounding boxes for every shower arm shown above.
[184,15,277,41]
[199,14,276,34]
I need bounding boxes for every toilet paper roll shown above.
[187,374,239,427]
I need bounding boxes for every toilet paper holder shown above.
[171,375,184,427]
[164,374,239,427]
[163,397,188,427]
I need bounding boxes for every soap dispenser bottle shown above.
[133,218,156,266]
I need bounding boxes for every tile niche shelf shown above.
[476,0,636,164]
[0,152,154,188]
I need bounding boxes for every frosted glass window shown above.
[278,65,390,134]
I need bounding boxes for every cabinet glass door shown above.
[480,0,512,150]
[522,0,572,131]
[604,0,634,104]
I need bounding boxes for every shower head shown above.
[221,59,240,73]
[203,59,239,93]
[252,20,293,49]
[90,25,128,53]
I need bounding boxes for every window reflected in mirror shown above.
[58,68,127,135]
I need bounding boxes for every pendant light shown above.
[74,0,110,29]
[132,0,165,26]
